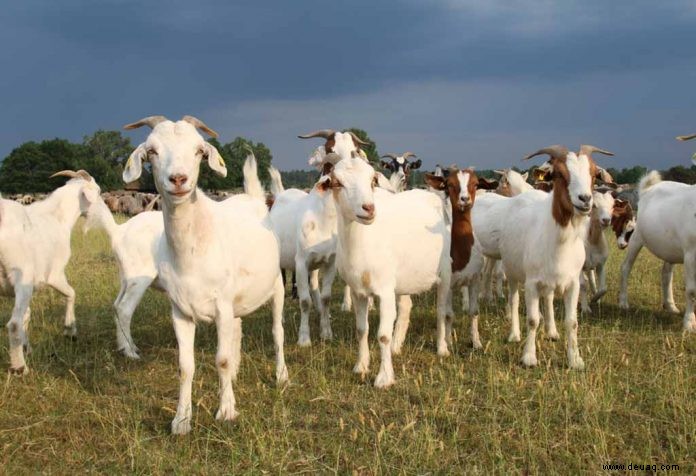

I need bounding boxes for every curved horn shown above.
[298,129,336,140]
[123,115,168,131]
[402,151,417,160]
[676,133,696,141]
[523,145,569,161]
[50,170,80,179]
[76,169,92,181]
[347,131,371,146]
[181,115,219,138]
[493,169,507,176]
[579,145,614,157]
[381,153,398,160]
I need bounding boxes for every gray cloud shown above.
[1,0,695,170]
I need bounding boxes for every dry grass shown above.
[1,219,695,474]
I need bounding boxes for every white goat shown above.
[3,170,101,374]
[329,150,451,388]
[268,137,340,346]
[618,165,696,331]
[85,158,265,359]
[473,145,613,369]
[579,190,624,313]
[122,115,287,434]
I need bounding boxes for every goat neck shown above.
[161,188,214,270]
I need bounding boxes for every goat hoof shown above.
[546,332,560,341]
[437,347,451,358]
[23,343,32,355]
[373,372,395,389]
[353,362,369,377]
[507,333,521,343]
[8,366,28,376]
[665,304,680,314]
[296,336,312,347]
[215,407,239,423]
[581,306,592,315]
[568,356,585,370]
[320,331,333,341]
[276,366,289,385]
[618,301,629,310]
[119,348,141,360]
[171,417,192,435]
[472,340,483,350]
[521,354,538,368]
[591,289,607,303]
[391,343,403,355]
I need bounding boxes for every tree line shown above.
[1,128,695,193]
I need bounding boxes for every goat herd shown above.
[1,115,695,435]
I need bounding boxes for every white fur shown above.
[579,191,615,314]
[122,118,287,435]
[332,157,451,388]
[473,152,594,369]
[2,175,102,373]
[268,174,338,346]
[619,171,696,326]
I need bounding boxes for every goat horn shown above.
[298,129,336,140]
[676,133,696,141]
[381,153,398,160]
[493,169,507,176]
[402,152,417,160]
[523,145,569,161]
[181,115,219,138]
[579,145,614,157]
[49,169,93,180]
[123,115,168,131]
[76,169,92,180]
[347,131,371,146]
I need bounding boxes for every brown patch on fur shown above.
[265,194,275,209]
[611,201,633,238]
[361,271,371,288]
[8,322,17,333]
[550,159,575,227]
[587,214,603,246]
[379,335,390,344]
[446,169,480,272]
[534,181,553,192]
[218,359,228,369]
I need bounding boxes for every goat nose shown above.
[169,174,188,187]
[578,194,591,203]
[601,218,611,226]
[362,203,375,214]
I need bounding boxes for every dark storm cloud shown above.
[1,0,696,169]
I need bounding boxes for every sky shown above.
[2,0,696,170]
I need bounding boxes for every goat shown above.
[3,170,101,374]
[424,167,498,349]
[85,160,264,359]
[618,153,696,331]
[578,189,620,313]
[122,115,287,434]
[329,154,451,388]
[380,152,422,193]
[473,145,613,368]
[268,131,350,346]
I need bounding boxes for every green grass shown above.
[1,219,695,474]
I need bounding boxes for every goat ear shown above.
[424,173,445,190]
[380,160,393,171]
[478,177,499,190]
[613,198,628,209]
[316,175,332,192]
[595,166,614,184]
[410,159,422,170]
[521,171,529,181]
[80,186,99,204]
[123,144,146,184]
[204,143,227,177]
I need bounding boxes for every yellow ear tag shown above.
[359,150,367,159]
[218,155,226,167]
[125,156,133,168]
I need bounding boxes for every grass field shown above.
[1,217,695,474]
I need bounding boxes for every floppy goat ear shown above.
[477,177,499,190]
[203,142,227,177]
[410,159,422,170]
[123,144,147,184]
[424,173,446,190]
[521,171,529,181]
[381,160,394,171]
[595,166,613,184]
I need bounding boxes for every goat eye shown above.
[146,147,157,157]
[332,180,343,188]
[372,176,378,187]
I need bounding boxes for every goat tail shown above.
[268,166,284,196]
[243,150,265,201]
[638,170,661,196]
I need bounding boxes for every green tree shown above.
[198,137,273,191]
[346,128,379,165]
[662,165,696,184]
[0,139,87,193]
